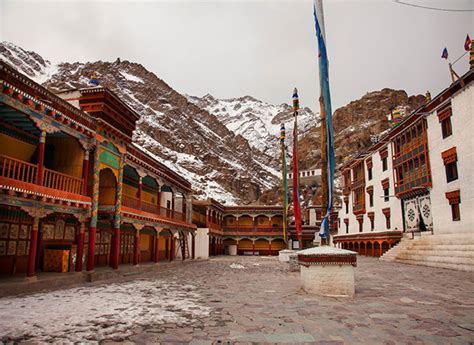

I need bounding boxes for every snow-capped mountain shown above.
[0,41,285,205]
[187,94,318,159]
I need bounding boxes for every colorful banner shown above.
[314,0,335,239]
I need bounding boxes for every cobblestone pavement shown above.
[1,256,473,344]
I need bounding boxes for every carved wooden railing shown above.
[123,197,187,223]
[0,154,37,184]
[122,194,140,209]
[43,168,83,194]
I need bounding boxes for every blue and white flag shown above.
[313,0,335,239]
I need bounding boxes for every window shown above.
[370,193,374,207]
[167,200,171,209]
[368,167,373,181]
[345,220,349,234]
[345,201,349,214]
[441,116,452,139]
[358,220,363,233]
[451,203,460,221]
[445,162,458,183]
[442,147,458,183]
[386,215,391,229]
[382,157,388,171]
[446,190,461,222]
[384,188,389,202]
[370,218,374,231]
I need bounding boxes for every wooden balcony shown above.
[222,225,283,235]
[0,154,83,196]
[351,178,365,190]
[43,168,83,195]
[122,194,187,223]
[352,203,366,215]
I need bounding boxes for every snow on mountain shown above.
[187,93,319,159]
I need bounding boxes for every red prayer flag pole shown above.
[292,88,303,248]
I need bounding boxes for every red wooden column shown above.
[133,228,140,266]
[191,234,195,259]
[82,151,90,195]
[36,131,46,186]
[75,221,86,272]
[269,240,272,255]
[154,231,160,263]
[87,227,97,271]
[252,241,255,256]
[137,177,143,210]
[170,235,174,261]
[205,208,210,228]
[27,217,40,278]
[165,238,169,260]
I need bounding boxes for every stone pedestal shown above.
[298,247,357,297]
[288,254,300,272]
[278,249,296,262]
[228,245,237,256]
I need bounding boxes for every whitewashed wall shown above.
[160,191,173,208]
[337,144,403,235]
[427,83,474,234]
[195,228,209,259]
[366,145,403,233]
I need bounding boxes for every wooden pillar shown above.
[133,229,140,266]
[170,236,174,261]
[27,217,40,277]
[379,242,383,257]
[75,221,86,272]
[87,147,99,272]
[165,238,169,260]
[82,151,90,195]
[252,241,255,256]
[192,234,195,259]
[154,231,160,263]
[205,209,210,228]
[111,158,124,270]
[137,177,143,210]
[269,240,272,255]
[36,131,46,185]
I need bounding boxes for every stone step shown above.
[407,244,474,251]
[395,252,474,265]
[392,258,474,272]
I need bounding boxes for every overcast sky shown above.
[1,0,473,110]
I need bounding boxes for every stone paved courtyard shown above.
[1,256,473,344]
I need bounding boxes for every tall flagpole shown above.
[314,0,336,245]
[292,88,303,248]
[280,124,289,245]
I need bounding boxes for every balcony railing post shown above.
[82,151,89,195]
[36,131,46,185]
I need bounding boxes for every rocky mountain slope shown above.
[0,42,283,204]
[187,94,318,159]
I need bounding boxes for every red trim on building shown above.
[445,190,461,204]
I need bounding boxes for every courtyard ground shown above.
[0,256,473,344]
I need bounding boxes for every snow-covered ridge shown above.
[187,93,319,159]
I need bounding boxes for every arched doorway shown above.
[140,227,157,263]
[237,238,253,255]
[271,238,286,255]
[158,229,172,260]
[254,238,270,255]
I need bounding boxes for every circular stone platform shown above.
[298,246,357,297]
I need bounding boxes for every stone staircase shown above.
[380,232,474,272]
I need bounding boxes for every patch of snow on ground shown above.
[120,71,144,83]
[0,280,210,343]
[230,263,245,269]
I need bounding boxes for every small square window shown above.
[384,188,389,202]
[368,168,373,181]
[382,158,388,171]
